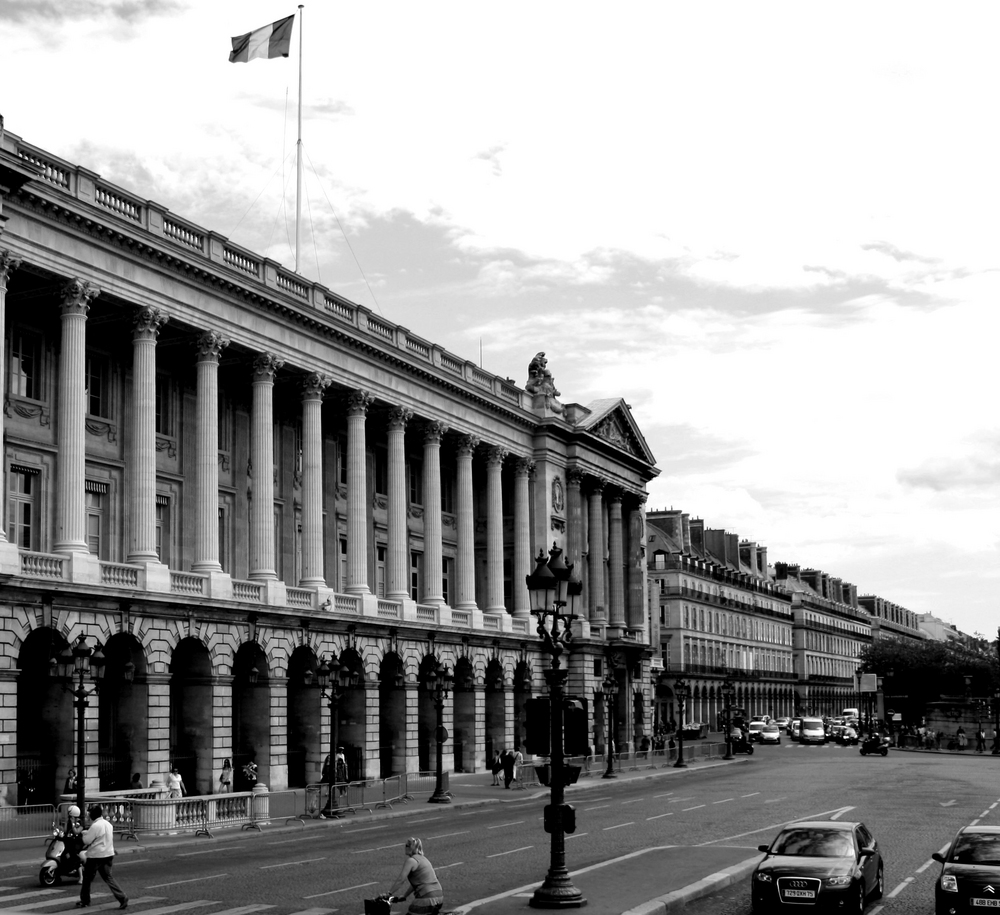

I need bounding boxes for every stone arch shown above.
[452,657,477,772]
[233,641,270,790]
[169,636,213,796]
[417,654,441,772]
[286,644,319,789]
[484,658,506,763]
[337,648,367,781]
[378,652,406,778]
[512,661,532,752]
[99,632,147,791]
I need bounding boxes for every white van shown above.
[800,717,826,744]
[843,707,860,720]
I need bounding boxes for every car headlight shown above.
[754,872,773,883]
[940,875,958,892]
[824,875,852,887]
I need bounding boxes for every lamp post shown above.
[721,675,735,760]
[426,662,454,804]
[55,635,106,812]
[526,544,585,909]
[316,653,354,818]
[601,672,618,779]
[673,679,689,769]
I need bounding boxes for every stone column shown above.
[422,422,448,605]
[587,478,606,620]
[346,390,374,594]
[55,279,100,554]
[485,445,508,614]
[127,306,168,563]
[455,434,480,611]
[386,406,413,600]
[512,457,534,619]
[0,252,20,551]
[300,373,331,587]
[249,353,283,580]
[608,490,626,630]
[192,332,229,571]
[627,494,648,631]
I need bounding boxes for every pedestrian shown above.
[218,758,232,793]
[512,747,524,783]
[977,727,986,753]
[957,726,967,751]
[993,728,999,755]
[76,804,128,910]
[129,773,143,791]
[490,750,502,786]
[64,768,78,796]
[384,837,444,915]
[501,748,516,789]
[335,747,348,796]
[165,765,185,798]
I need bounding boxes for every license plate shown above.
[783,889,816,899]
[973,900,1000,908]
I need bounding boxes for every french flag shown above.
[229,14,295,64]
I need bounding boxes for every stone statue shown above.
[526,352,563,413]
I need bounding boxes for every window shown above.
[155,495,170,565]
[9,330,42,400]
[85,353,111,418]
[442,556,453,605]
[376,545,386,597]
[85,482,108,559]
[273,506,282,579]
[218,503,231,573]
[410,551,423,600]
[8,465,39,549]
[339,537,348,591]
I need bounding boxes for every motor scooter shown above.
[859,735,889,757]
[730,734,754,755]
[39,825,82,886]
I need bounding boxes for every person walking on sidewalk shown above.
[76,805,128,910]
[490,750,502,786]
[976,727,986,753]
[501,748,516,789]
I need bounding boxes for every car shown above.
[799,717,826,744]
[933,825,1000,914]
[747,720,766,742]
[760,723,781,745]
[789,718,802,739]
[775,717,791,731]
[752,820,884,913]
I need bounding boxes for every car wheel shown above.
[859,748,866,756]
[872,862,884,899]
[880,747,888,757]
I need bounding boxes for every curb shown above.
[620,854,761,915]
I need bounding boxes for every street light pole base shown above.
[529,877,587,909]
[673,759,687,768]
[427,792,452,804]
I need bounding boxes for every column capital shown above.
[589,476,608,493]
[608,488,624,506]
[133,305,169,341]
[0,249,22,290]
[346,389,374,416]
[302,372,332,399]
[387,405,413,430]
[566,466,585,486]
[423,420,449,445]
[253,352,284,381]
[60,277,100,315]
[486,445,508,467]
[195,330,230,361]
[456,434,480,457]
[514,456,535,477]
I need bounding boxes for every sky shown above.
[2,1,998,637]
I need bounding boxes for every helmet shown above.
[67,805,81,817]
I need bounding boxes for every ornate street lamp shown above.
[316,653,357,817]
[526,544,584,909]
[54,635,105,812]
[426,662,454,804]
[673,679,690,769]
[601,672,618,779]
[721,675,736,761]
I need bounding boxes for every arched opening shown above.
[286,646,319,788]
[337,649,366,781]
[484,659,505,761]
[17,628,72,805]
[233,642,270,790]
[99,633,147,791]
[452,658,476,772]
[379,653,406,778]
[170,637,213,796]
[418,655,439,772]
[512,662,532,752]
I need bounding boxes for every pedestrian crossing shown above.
[0,888,338,915]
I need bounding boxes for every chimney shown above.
[740,541,757,575]
[726,533,740,567]
[757,546,768,579]
[681,513,691,552]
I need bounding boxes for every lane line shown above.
[408,817,443,824]
[261,857,327,870]
[712,799,734,805]
[487,846,534,858]
[603,822,635,831]
[566,833,589,840]
[304,882,377,899]
[653,792,675,798]
[584,805,610,811]
[146,876,229,889]
[915,858,936,874]
[621,798,646,805]
[683,805,706,811]
[887,877,913,899]
[426,832,470,840]
[647,813,674,820]
[436,862,464,870]
[487,821,525,829]
[741,793,760,798]
[177,846,243,857]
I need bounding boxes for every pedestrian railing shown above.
[0,803,57,843]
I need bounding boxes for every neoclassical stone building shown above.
[0,128,658,804]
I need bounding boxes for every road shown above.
[2,743,996,914]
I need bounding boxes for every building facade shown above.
[0,129,658,805]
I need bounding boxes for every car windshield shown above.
[802,719,823,729]
[951,834,1000,865]
[749,722,764,730]
[772,828,854,858]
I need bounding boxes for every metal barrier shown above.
[0,803,58,843]
[266,788,307,826]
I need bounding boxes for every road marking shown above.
[887,876,913,898]
[146,876,229,889]
[682,805,706,811]
[0,896,163,912]
[266,835,319,846]
[983,811,992,818]
[585,796,613,801]
[122,903,216,915]
[584,804,610,811]
[208,906,276,915]
[347,824,388,832]
[487,846,534,858]
[508,803,535,808]
[0,891,63,903]
[566,833,589,840]
[696,806,856,846]
[741,793,760,798]
[712,798,734,805]
[426,831,470,840]
[941,800,957,807]
[436,862,464,869]
[408,817,443,824]
[603,822,635,831]
[764,797,787,804]
[647,813,674,820]
[829,807,855,821]
[653,792,674,798]
[488,821,525,829]
[177,845,243,856]
[621,798,646,805]
[304,883,377,899]
[261,857,327,869]
[971,819,981,826]
[290,909,339,915]
[459,810,487,816]
[668,797,696,803]
[916,858,937,874]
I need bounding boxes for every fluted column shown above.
[386,406,413,600]
[127,306,168,563]
[587,478,606,620]
[485,445,508,614]
[300,373,332,586]
[55,279,100,554]
[566,467,585,617]
[512,457,534,618]
[0,252,21,544]
[192,332,229,571]
[422,422,448,605]
[249,353,284,580]
[627,494,647,630]
[455,434,480,610]
[608,490,626,629]
[346,390,374,594]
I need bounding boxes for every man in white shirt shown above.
[77,805,128,910]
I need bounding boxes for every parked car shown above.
[799,717,826,744]
[775,717,790,731]
[760,723,782,745]
[789,718,802,739]
[752,820,884,913]
[747,720,767,743]
[933,825,1000,914]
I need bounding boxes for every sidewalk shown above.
[0,750,755,915]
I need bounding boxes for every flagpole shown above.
[295,4,304,273]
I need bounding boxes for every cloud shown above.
[0,0,181,25]
[898,456,1000,493]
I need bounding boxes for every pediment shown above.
[578,398,656,465]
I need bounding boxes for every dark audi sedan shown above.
[933,825,1000,914]
[752,820,884,912]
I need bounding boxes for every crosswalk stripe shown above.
[201,907,275,915]
[113,902,216,915]
[287,908,338,915]
[0,897,165,913]
[0,892,63,904]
